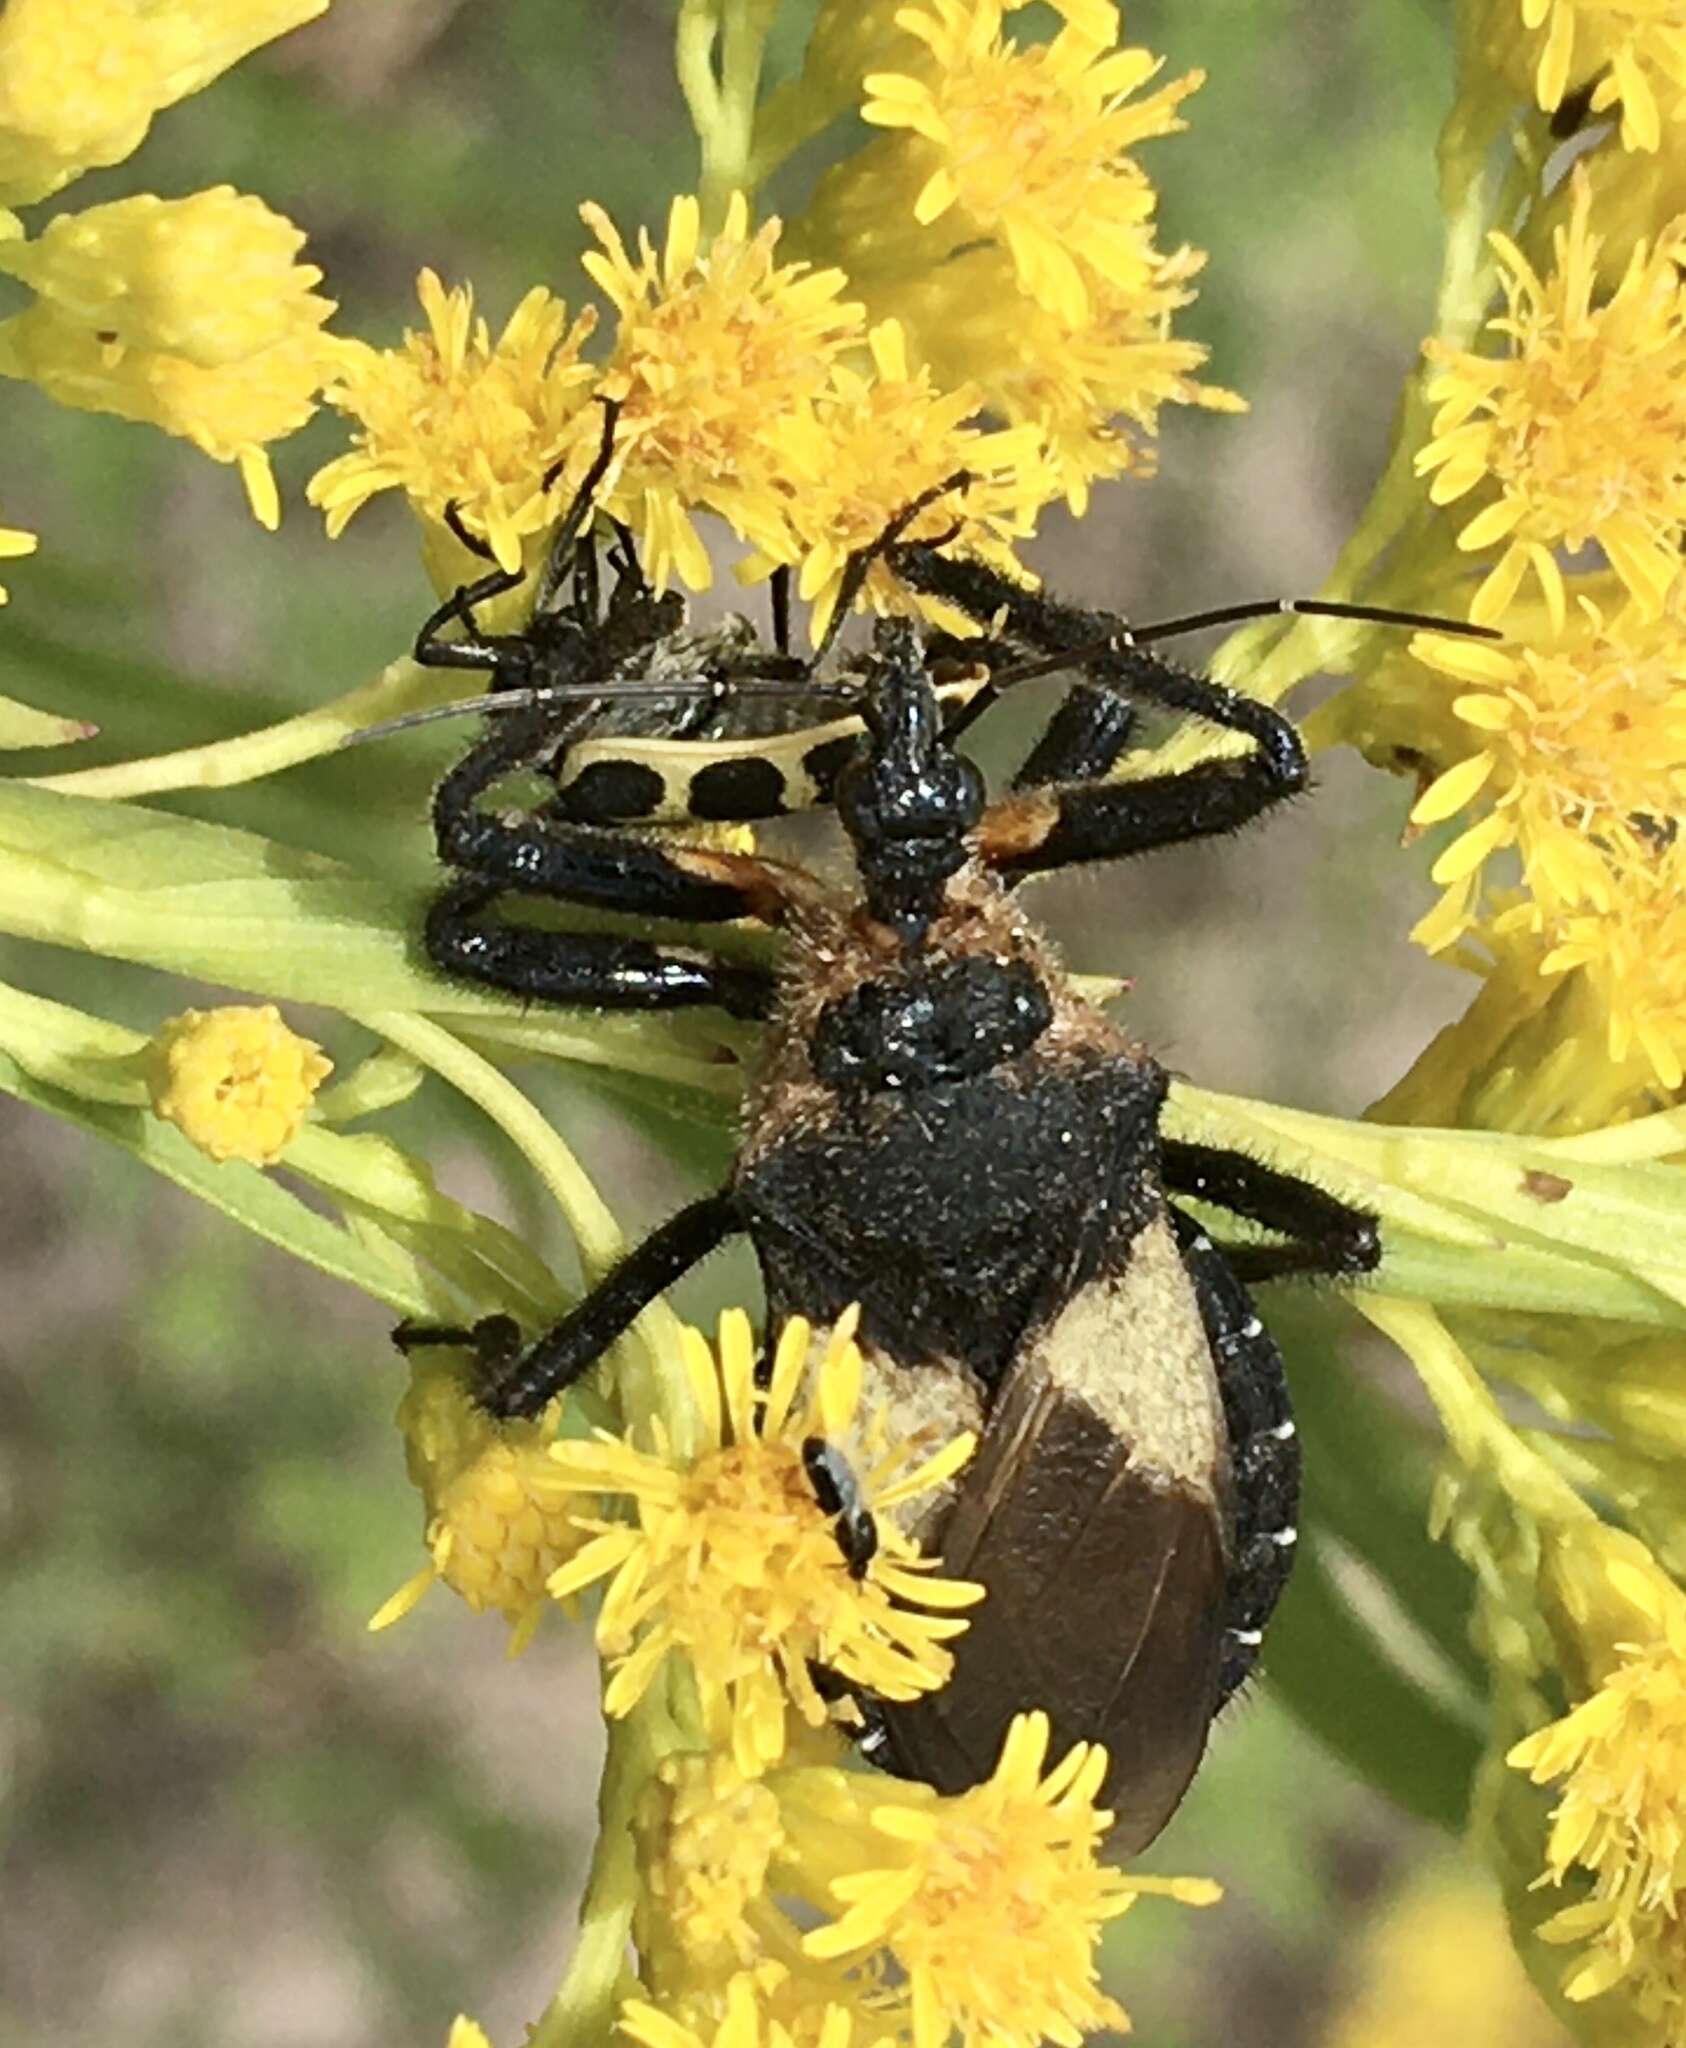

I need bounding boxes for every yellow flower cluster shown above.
[145,1002,330,1165]
[312,2,1235,640]
[379,1297,1219,2046]
[1328,159,1686,1106]
[1507,1526,1686,2029]
[630,1715,1218,2048]
[0,1,337,528]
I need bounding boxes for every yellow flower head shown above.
[1416,170,1686,627]
[884,241,1241,515]
[1509,1526,1686,2011]
[0,0,327,206]
[546,1306,981,1778]
[0,188,331,368]
[1538,833,1686,1089]
[308,270,601,575]
[584,192,863,592]
[861,2,1202,330]
[620,1969,886,2048]
[1406,593,1686,944]
[145,1003,330,1165]
[369,1346,589,1655]
[1517,0,1686,151]
[0,190,338,531]
[753,319,1051,642]
[791,1712,1220,2048]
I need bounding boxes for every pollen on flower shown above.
[792,1711,1221,2048]
[308,270,601,573]
[582,193,863,592]
[1508,1527,1686,2015]
[861,1,1204,331]
[545,1306,982,1779]
[1415,171,1686,627]
[145,1003,330,1166]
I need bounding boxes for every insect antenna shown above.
[338,675,862,752]
[972,597,1503,699]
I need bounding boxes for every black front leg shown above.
[1163,1141,1380,1284]
[477,1188,743,1418]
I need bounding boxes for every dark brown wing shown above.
[876,1243,1230,1853]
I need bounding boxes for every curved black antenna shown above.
[971,598,1502,697]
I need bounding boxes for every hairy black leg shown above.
[414,561,533,674]
[392,1312,522,1370]
[1009,685,1138,788]
[771,566,793,658]
[1172,1213,1300,1703]
[533,398,621,613]
[896,549,1307,880]
[479,1189,743,1418]
[426,879,776,1018]
[432,695,599,869]
[434,790,800,923]
[1164,1141,1380,1284]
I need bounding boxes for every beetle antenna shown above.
[339,677,863,751]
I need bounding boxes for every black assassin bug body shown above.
[391,438,1507,1847]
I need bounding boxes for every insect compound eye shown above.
[811,953,1053,1096]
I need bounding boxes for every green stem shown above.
[679,0,778,232]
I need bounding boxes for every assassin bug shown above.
[393,451,1498,1849]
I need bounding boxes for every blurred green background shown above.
[0,4,1570,2044]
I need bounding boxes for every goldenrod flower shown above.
[1509,1526,1686,2015]
[1540,834,1686,1088]
[370,1349,587,1655]
[445,2019,491,2048]
[0,188,331,367]
[145,1004,331,1165]
[1406,595,1686,944]
[860,2,1202,330]
[0,190,337,530]
[309,269,601,577]
[0,0,328,207]
[620,1968,885,2048]
[0,517,37,603]
[546,1307,981,1778]
[752,319,1050,641]
[584,192,862,591]
[883,241,1242,514]
[788,1712,1220,2048]
[1516,0,1686,151]
[1416,170,1686,626]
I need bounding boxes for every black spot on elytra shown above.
[689,755,790,820]
[555,758,666,822]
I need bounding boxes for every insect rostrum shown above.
[400,508,1384,1854]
